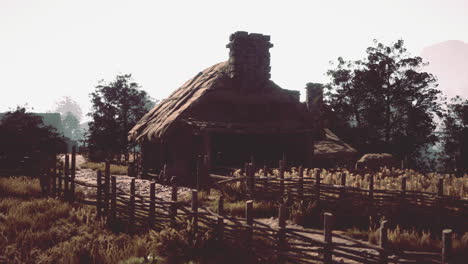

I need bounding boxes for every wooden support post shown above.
[196,156,201,191]
[218,195,224,216]
[341,172,346,186]
[110,176,116,226]
[149,182,156,227]
[379,220,388,264]
[104,160,110,216]
[298,166,304,202]
[58,162,63,196]
[277,204,286,264]
[96,170,102,219]
[401,176,407,197]
[438,177,444,196]
[279,160,285,196]
[246,200,253,244]
[170,177,178,227]
[442,229,452,264]
[70,146,76,202]
[52,155,57,196]
[263,165,268,190]
[191,190,199,235]
[217,216,224,241]
[315,169,321,203]
[64,154,69,199]
[369,174,375,228]
[248,163,255,198]
[323,212,334,264]
[129,178,135,231]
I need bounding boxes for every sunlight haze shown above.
[1,0,467,119]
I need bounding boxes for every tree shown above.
[0,107,66,169]
[325,39,443,167]
[86,74,153,162]
[54,96,83,122]
[441,96,468,173]
[62,112,82,141]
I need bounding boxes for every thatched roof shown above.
[314,128,358,159]
[128,61,311,142]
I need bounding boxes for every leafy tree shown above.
[325,39,443,167]
[54,96,83,122]
[62,112,82,141]
[86,74,153,162]
[0,107,66,169]
[441,96,468,173]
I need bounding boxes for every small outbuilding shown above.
[128,32,357,184]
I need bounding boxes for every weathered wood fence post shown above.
[277,204,286,264]
[110,176,117,226]
[340,172,347,199]
[298,166,304,202]
[247,163,255,199]
[129,178,136,232]
[401,176,407,197]
[263,165,268,190]
[191,190,198,236]
[70,146,76,202]
[279,160,285,196]
[217,216,224,242]
[96,170,102,219]
[52,155,57,197]
[246,200,253,244]
[170,177,178,227]
[149,182,156,228]
[57,160,63,197]
[369,174,375,228]
[379,220,388,264]
[323,212,334,264]
[442,229,452,264]
[315,169,321,204]
[104,160,110,216]
[218,195,224,216]
[64,154,69,199]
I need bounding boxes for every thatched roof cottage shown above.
[129,32,356,184]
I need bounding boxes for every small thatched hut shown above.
[128,32,356,183]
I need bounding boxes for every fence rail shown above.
[35,148,460,264]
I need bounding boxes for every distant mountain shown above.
[421,40,468,100]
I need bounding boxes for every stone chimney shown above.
[226,31,273,90]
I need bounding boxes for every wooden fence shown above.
[214,162,468,233]
[36,149,461,264]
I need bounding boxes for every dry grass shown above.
[80,161,128,175]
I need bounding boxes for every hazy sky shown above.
[1,0,467,120]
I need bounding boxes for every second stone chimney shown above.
[226,31,273,90]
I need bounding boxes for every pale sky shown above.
[1,0,467,120]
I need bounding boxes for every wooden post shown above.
[438,177,444,196]
[64,154,69,199]
[442,229,452,264]
[96,170,102,219]
[369,174,375,228]
[70,146,76,202]
[58,162,62,197]
[379,220,388,264]
[401,176,407,197]
[341,172,346,186]
[191,190,198,235]
[246,200,253,244]
[104,160,110,216]
[323,212,334,264]
[279,160,285,196]
[218,195,224,216]
[298,166,304,202]
[149,182,156,227]
[196,156,201,191]
[217,216,224,241]
[129,178,135,232]
[248,163,255,198]
[52,155,57,196]
[277,204,286,264]
[170,177,178,227]
[263,165,268,190]
[110,176,116,226]
[315,169,321,203]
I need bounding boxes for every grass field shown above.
[0,177,265,264]
[80,161,129,175]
